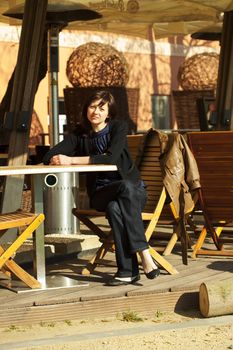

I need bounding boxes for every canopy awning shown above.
[0,0,231,39]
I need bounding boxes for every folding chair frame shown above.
[0,210,45,289]
[73,131,198,276]
[73,187,178,275]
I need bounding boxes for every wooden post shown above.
[199,278,233,317]
[215,11,233,130]
[1,0,48,214]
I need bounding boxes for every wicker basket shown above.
[63,86,139,134]
[172,90,215,130]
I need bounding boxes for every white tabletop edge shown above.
[0,164,117,176]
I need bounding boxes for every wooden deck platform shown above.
[0,233,233,328]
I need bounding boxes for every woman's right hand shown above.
[50,154,72,165]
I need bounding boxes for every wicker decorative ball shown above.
[66,42,129,87]
[177,52,219,91]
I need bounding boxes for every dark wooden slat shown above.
[187,131,233,255]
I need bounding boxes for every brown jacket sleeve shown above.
[179,134,201,191]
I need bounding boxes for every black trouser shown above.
[90,180,148,277]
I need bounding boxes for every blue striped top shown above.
[89,124,121,188]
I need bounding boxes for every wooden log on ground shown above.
[199,278,233,317]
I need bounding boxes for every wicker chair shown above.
[172,90,215,130]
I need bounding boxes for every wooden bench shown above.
[187,131,233,257]
[0,210,45,289]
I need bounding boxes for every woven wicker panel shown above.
[63,86,139,133]
[172,90,215,130]
[20,190,32,212]
[178,53,219,91]
[29,110,44,146]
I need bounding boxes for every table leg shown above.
[32,174,46,287]
[31,173,88,291]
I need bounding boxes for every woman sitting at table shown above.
[43,90,160,286]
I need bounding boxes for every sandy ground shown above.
[0,311,233,350]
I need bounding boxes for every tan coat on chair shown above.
[157,131,201,218]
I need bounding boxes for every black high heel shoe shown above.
[145,268,160,280]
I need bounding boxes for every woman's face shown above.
[87,99,109,131]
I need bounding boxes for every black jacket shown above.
[43,120,141,196]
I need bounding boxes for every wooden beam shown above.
[215,11,233,130]
[1,0,48,214]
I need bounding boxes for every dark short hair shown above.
[81,90,117,130]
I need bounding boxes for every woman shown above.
[43,90,160,286]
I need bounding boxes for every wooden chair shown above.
[187,131,233,258]
[73,131,195,275]
[0,210,45,289]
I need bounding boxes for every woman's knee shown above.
[118,180,147,210]
[105,201,121,219]
[118,180,135,194]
